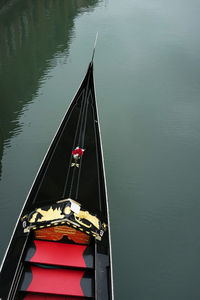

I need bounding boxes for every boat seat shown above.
[19,265,94,298]
[25,240,94,269]
[21,293,87,300]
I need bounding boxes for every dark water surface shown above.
[1,0,200,299]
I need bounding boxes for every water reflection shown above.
[0,0,98,179]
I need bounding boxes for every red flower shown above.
[72,147,84,157]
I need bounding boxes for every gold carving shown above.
[29,207,65,223]
[71,162,79,168]
[64,206,71,215]
[74,210,100,229]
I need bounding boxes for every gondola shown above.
[0,59,114,299]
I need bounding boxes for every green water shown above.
[1,0,200,299]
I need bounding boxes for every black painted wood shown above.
[0,62,113,300]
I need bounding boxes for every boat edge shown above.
[93,67,115,300]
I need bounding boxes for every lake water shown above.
[1,0,200,299]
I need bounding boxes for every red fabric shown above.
[27,266,84,297]
[24,294,86,300]
[30,240,87,268]
[72,148,84,157]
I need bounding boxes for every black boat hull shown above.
[0,63,114,300]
